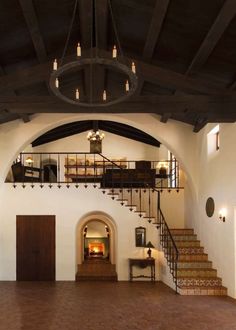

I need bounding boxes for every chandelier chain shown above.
[60,0,78,67]
[108,0,124,58]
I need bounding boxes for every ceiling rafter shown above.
[18,0,54,98]
[2,95,236,119]
[0,50,232,96]
[138,0,170,97]
[19,0,47,62]
[160,113,171,123]
[0,67,31,123]
[186,0,236,76]
[143,0,170,60]
[193,118,208,133]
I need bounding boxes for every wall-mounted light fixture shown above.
[219,208,227,222]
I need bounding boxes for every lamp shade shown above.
[146,241,154,248]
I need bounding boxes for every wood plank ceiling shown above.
[0,0,236,132]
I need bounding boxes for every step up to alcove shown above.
[76,261,117,282]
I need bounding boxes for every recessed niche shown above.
[206,197,215,217]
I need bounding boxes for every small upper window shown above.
[207,125,219,155]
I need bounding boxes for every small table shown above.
[129,258,155,282]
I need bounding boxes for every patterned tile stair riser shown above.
[169,228,228,296]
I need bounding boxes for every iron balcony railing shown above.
[7,152,182,190]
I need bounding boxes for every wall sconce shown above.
[219,208,226,222]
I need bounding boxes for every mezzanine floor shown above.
[0,281,235,330]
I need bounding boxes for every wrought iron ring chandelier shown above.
[49,0,138,107]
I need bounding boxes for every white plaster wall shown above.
[0,113,196,290]
[189,123,236,298]
[0,184,161,281]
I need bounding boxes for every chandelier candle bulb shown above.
[77,43,81,57]
[53,59,57,71]
[55,78,59,88]
[103,90,107,101]
[76,88,80,100]
[125,80,129,92]
[131,61,136,74]
[112,45,117,58]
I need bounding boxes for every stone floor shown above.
[0,281,235,330]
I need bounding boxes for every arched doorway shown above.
[75,212,117,281]
[83,220,110,261]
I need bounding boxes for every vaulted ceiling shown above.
[0,0,236,132]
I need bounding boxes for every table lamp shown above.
[146,241,155,258]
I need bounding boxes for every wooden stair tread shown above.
[171,228,194,231]
[178,268,216,271]
[180,285,226,288]
[177,275,221,279]
[179,253,208,261]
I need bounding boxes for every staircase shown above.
[170,229,227,295]
[103,187,227,296]
[76,259,117,281]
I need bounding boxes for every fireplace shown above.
[89,242,105,256]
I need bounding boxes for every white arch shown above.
[0,113,197,195]
[75,211,117,267]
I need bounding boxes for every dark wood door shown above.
[16,215,55,281]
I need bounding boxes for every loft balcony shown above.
[6,152,183,190]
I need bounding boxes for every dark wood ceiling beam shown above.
[186,0,236,75]
[0,66,31,123]
[160,113,171,123]
[193,118,208,133]
[1,94,235,104]
[137,0,169,95]
[143,0,169,60]
[0,50,233,96]
[2,95,236,116]
[19,0,47,62]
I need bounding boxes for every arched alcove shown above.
[76,211,117,268]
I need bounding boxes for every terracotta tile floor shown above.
[0,281,235,330]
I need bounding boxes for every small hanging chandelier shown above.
[87,121,105,141]
[49,0,138,107]
[87,130,105,142]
